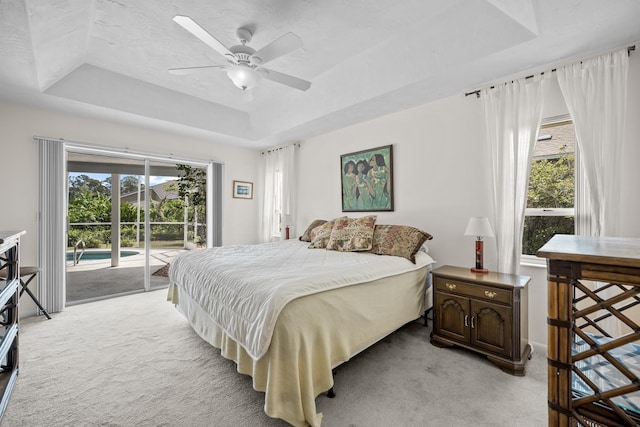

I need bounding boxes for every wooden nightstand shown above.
[430,265,532,376]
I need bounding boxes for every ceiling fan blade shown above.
[173,15,236,63]
[251,32,302,65]
[168,65,228,75]
[260,68,311,91]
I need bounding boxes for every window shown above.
[522,118,575,256]
[271,170,283,238]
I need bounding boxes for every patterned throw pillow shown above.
[369,225,433,263]
[326,215,378,252]
[308,218,343,249]
[299,219,328,242]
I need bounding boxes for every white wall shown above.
[295,53,640,350]
[0,100,262,316]
[2,53,638,340]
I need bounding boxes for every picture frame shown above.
[232,180,253,199]
[340,145,393,212]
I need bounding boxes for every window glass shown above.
[523,120,575,255]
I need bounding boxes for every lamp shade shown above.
[464,217,494,238]
[226,65,262,90]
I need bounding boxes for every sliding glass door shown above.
[65,147,220,305]
[146,160,210,291]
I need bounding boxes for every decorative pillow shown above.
[326,215,378,252]
[308,218,344,249]
[369,225,433,263]
[299,219,328,242]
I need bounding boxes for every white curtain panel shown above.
[482,75,546,274]
[280,144,297,222]
[557,48,629,237]
[260,144,298,242]
[558,49,629,338]
[37,138,67,313]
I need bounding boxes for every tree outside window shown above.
[523,120,575,255]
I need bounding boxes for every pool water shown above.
[66,250,140,262]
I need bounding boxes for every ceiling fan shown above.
[170,15,311,92]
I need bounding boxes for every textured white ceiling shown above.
[1,0,639,148]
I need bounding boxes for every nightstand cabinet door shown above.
[470,299,512,358]
[434,293,469,343]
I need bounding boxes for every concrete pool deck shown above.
[66,247,185,303]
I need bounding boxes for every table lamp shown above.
[464,217,494,274]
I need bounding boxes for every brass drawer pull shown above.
[446,283,456,291]
[485,290,497,299]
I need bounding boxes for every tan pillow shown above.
[369,225,433,263]
[308,218,344,249]
[326,215,378,251]
[299,219,328,242]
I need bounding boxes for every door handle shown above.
[464,315,469,327]
[471,316,475,329]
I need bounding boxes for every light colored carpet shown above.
[3,290,547,426]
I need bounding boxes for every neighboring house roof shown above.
[534,122,575,160]
[121,180,180,204]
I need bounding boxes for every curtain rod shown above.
[261,143,300,155]
[464,70,556,98]
[33,135,221,166]
[465,44,637,99]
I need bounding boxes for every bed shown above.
[167,220,434,427]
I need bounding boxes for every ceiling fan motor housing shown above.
[229,44,257,66]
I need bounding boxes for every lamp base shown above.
[471,268,489,274]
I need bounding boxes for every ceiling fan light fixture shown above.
[226,65,262,90]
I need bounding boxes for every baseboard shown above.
[530,340,547,356]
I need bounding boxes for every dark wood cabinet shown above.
[430,265,531,376]
[0,230,24,421]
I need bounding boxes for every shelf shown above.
[0,368,18,420]
[0,230,22,423]
[0,280,18,310]
[0,324,18,362]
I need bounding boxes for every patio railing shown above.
[68,221,206,249]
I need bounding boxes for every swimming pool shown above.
[66,250,140,262]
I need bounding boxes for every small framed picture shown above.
[232,180,253,199]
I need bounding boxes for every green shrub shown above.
[121,239,135,247]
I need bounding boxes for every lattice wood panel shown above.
[571,280,640,426]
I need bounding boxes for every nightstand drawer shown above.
[435,278,511,304]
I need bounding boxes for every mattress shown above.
[168,239,433,360]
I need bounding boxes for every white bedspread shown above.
[168,240,432,360]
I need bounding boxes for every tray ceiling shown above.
[1,0,639,148]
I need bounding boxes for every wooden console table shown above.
[538,235,640,427]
